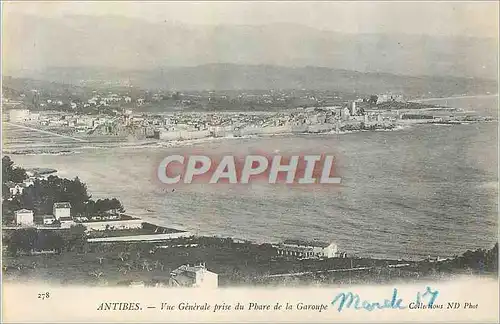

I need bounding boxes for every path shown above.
[265,266,374,278]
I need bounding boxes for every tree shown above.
[4,157,124,219]
[64,224,87,252]
[2,197,21,224]
[89,197,125,215]
[38,231,64,254]
[110,198,125,213]
[2,156,27,184]
[486,243,498,272]
[19,175,93,216]
[67,177,91,215]
[369,95,378,105]
[2,183,10,200]
[2,156,15,181]
[7,228,38,256]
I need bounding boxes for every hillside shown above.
[7,64,497,98]
[3,14,498,80]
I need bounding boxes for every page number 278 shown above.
[38,292,50,300]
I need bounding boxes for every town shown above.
[2,78,490,150]
[1,77,497,289]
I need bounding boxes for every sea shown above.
[2,95,498,260]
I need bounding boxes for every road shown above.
[265,266,374,278]
[264,262,412,278]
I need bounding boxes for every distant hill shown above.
[3,14,498,80]
[2,76,89,97]
[13,64,498,98]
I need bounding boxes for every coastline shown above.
[410,93,499,102]
[5,89,498,156]
[3,118,492,156]
[0,121,433,155]
[3,104,497,261]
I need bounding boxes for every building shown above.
[81,219,143,231]
[8,109,30,122]
[59,217,76,228]
[53,202,71,220]
[169,263,218,289]
[376,94,404,104]
[73,216,89,222]
[341,107,351,121]
[22,178,35,187]
[15,209,34,226]
[42,215,56,225]
[276,239,338,259]
[129,281,145,288]
[7,183,24,196]
[335,107,343,119]
[350,101,357,116]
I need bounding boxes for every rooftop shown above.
[5,181,18,188]
[54,202,71,208]
[15,209,33,214]
[170,264,214,277]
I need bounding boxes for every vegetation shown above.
[3,224,87,256]
[2,225,497,287]
[2,156,27,184]
[2,156,125,224]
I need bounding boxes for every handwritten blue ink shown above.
[331,288,406,312]
[415,286,439,307]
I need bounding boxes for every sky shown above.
[3,1,499,38]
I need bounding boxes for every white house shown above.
[129,281,145,288]
[350,101,358,116]
[42,215,56,225]
[15,209,34,226]
[276,239,338,259]
[376,94,404,104]
[73,216,89,222]
[53,202,71,220]
[22,178,35,187]
[169,263,218,289]
[59,217,76,228]
[341,107,351,121]
[8,183,24,196]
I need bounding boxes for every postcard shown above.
[1,1,498,323]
